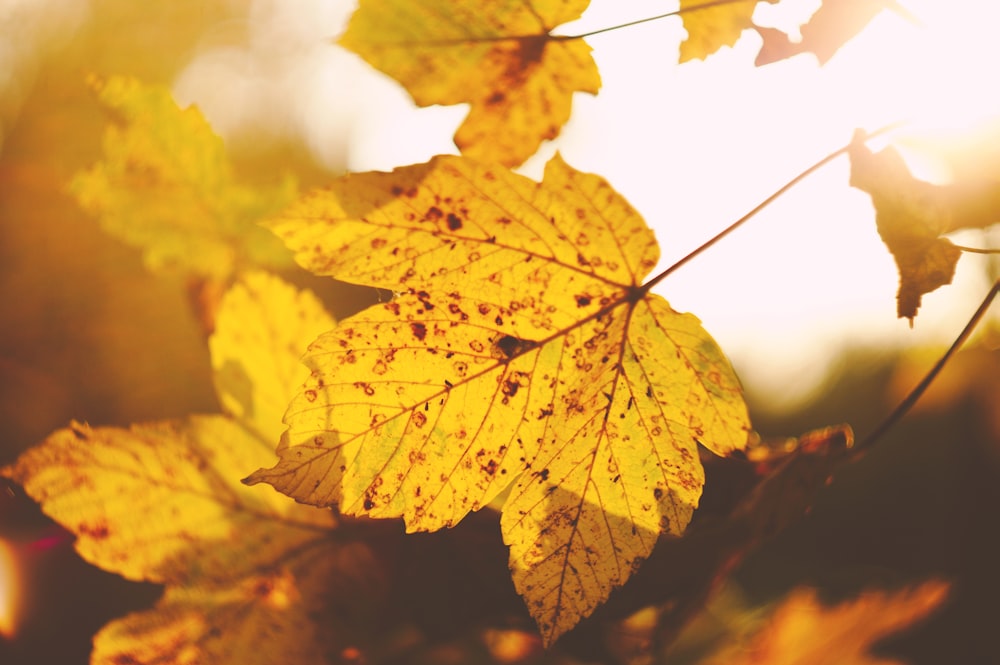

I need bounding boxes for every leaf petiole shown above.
[641,120,907,294]
[556,0,765,41]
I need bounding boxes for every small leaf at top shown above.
[339,0,600,167]
[246,154,750,643]
[69,75,298,280]
[849,131,1000,322]
[679,0,777,63]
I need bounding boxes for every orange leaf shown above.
[701,581,950,665]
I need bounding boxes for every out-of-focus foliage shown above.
[69,76,298,280]
[755,0,900,66]
[696,581,949,665]
[339,0,600,167]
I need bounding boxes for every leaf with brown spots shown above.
[246,154,751,643]
[339,0,600,167]
[0,274,371,665]
[849,130,1000,322]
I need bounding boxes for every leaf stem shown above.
[954,244,1000,255]
[854,278,999,452]
[557,0,763,41]
[642,121,906,293]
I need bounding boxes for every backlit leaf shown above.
[339,0,600,167]
[246,154,750,642]
[69,76,297,280]
[679,0,776,63]
[3,418,333,584]
[849,131,1000,322]
[1,275,352,664]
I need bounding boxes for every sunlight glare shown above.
[551,0,1000,409]
[0,539,21,639]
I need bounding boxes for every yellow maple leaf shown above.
[246,154,751,643]
[849,130,1000,322]
[1,273,356,664]
[699,581,949,665]
[339,0,600,167]
[69,76,298,280]
[679,0,777,63]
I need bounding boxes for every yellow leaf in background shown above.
[339,0,600,167]
[3,418,333,584]
[69,76,298,280]
[246,154,750,643]
[700,581,949,665]
[1,274,358,664]
[210,271,336,445]
[679,0,776,63]
[849,130,1000,322]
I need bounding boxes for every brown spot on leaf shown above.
[425,206,444,222]
[493,334,535,360]
[410,322,428,341]
[78,521,110,540]
[304,389,318,402]
[447,212,463,230]
[412,412,427,428]
[575,295,591,307]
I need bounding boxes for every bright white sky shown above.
[2,0,995,408]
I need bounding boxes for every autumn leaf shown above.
[245,154,751,643]
[679,0,777,63]
[69,76,298,280]
[697,581,950,665]
[754,0,900,66]
[1,273,357,664]
[849,130,1000,322]
[339,0,600,167]
[210,272,336,445]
